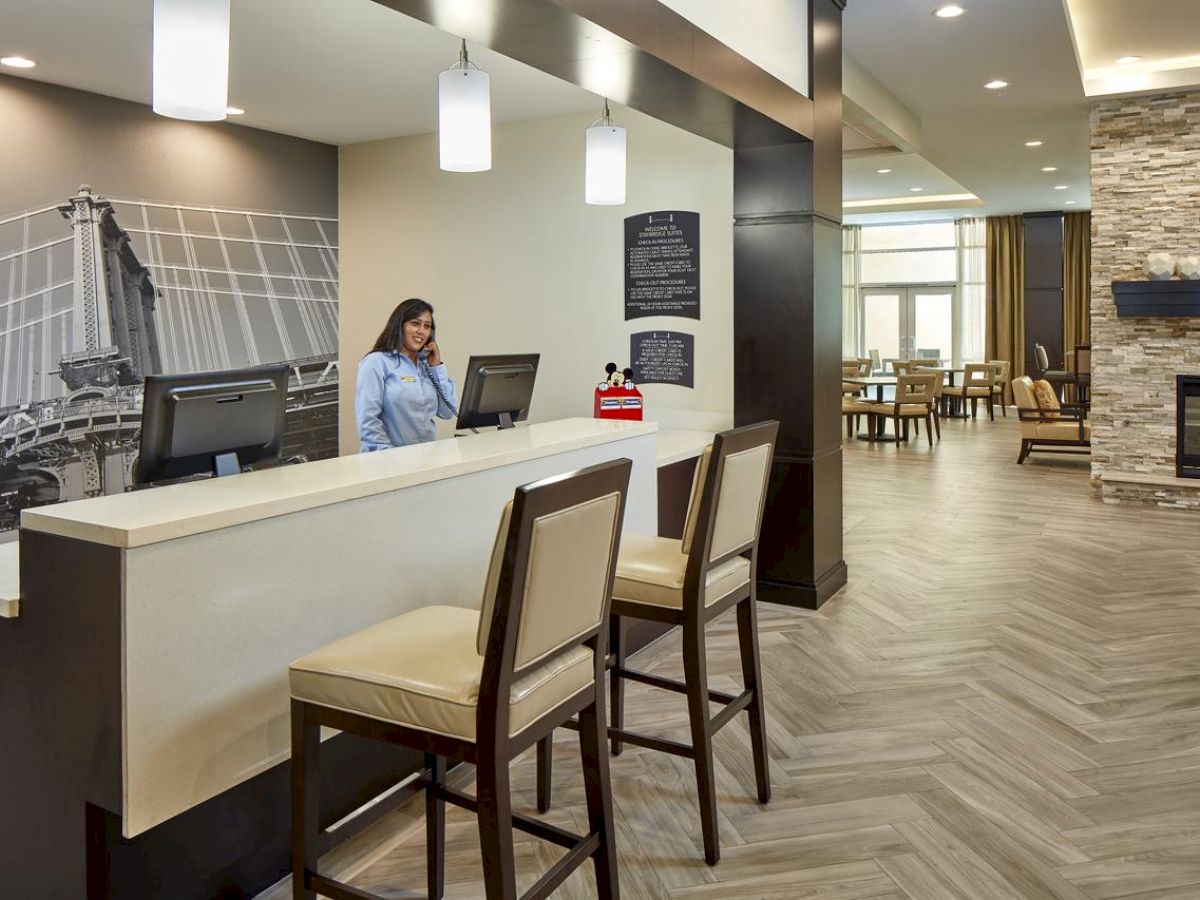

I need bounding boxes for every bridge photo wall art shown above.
[0,189,341,533]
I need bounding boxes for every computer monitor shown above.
[455,354,539,430]
[135,365,289,485]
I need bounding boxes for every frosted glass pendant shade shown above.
[153,0,230,121]
[439,68,492,172]
[585,124,627,205]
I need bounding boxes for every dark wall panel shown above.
[1024,212,1064,375]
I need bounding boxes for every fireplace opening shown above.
[1180,376,1200,479]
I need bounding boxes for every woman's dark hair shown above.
[369,298,435,355]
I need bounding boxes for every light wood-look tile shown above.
[263,415,1200,899]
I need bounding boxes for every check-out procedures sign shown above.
[624,211,700,320]
[631,331,695,388]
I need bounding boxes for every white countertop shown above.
[0,541,17,618]
[21,418,657,549]
[656,428,713,467]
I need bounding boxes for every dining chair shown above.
[987,359,1011,416]
[941,363,997,420]
[866,374,937,446]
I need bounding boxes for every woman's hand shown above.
[423,339,442,367]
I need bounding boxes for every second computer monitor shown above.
[455,354,539,430]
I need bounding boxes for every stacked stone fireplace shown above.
[1091,91,1200,509]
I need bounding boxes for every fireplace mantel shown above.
[1113,281,1200,316]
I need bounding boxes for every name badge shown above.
[399,376,417,383]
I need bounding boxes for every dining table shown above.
[843,375,906,442]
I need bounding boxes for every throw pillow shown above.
[1032,379,1060,419]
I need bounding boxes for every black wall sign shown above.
[630,331,694,388]
[624,210,700,320]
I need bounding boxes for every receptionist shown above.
[355,298,458,451]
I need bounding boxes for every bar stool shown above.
[289,459,631,900]
[537,421,778,865]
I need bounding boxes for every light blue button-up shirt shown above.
[355,351,458,451]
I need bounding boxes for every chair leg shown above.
[925,414,933,446]
[291,700,319,900]
[933,408,941,439]
[683,619,720,865]
[475,748,518,900]
[426,753,446,900]
[610,614,626,757]
[971,397,978,418]
[736,598,770,805]
[999,388,1007,416]
[579,694,620,900]
[535,735,553,814]
[893,415,901,443]
[1017,439,1031,464]
[987,394,995,421]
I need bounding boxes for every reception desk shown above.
[0,418,656,898]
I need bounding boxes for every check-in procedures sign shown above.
[624,211,700,320]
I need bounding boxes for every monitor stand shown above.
[497,412,515,429]
[213,452,241,477]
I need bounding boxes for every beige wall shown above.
[338,107,733,452]
[0,74,336,216]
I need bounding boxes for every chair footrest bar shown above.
[608,727,695,759]
[438,785,584,849]
[615,666,739,704]
[709,689,754,734]
[521,833,601,900]
[309,872,401,900]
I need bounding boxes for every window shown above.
[844,219,986,366]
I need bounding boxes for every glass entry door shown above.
[862,286,956,364]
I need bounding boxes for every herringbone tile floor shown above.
[318,415,1200,899]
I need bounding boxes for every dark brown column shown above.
[1024,211,1065,374]
[734,0,846,609]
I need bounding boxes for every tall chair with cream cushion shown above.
[1011,376,1090,464]
[536,421,778,866]
[289,460,631,900]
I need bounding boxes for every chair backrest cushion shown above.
[1032,379,1061,419]
[1075,345,1091,374]
[988,360,1011,384]
[1011,376,1036,409]
[964,363,995,386]
[896,373,935,404]
[1034,343,1049,373]
[476,491,622,669]
[709,443,773,561]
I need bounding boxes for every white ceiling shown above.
[843,0,1092,223]
[0,0,601,145]
[1064,0,1200,97]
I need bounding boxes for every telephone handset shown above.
[417,330,457,415]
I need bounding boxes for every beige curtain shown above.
[1063,210,1091,366]
[842,225,862,357]
[986,215,1026,379]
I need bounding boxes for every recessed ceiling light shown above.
[1116,56,1142,65]
[876,168,893,174]
[1024,140,1043,147]
[0,56,36,68]
[1065,200,1077,205]
[934,4,965,18]
[1041,166,1058,172]
[1054,185,1069,190]
[226,106,245,115]
[910,187,924,192]
[984,79,1009,90]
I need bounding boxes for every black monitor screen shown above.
[136,366,289,485]
[455,354,539,430]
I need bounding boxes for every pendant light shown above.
[585,100,627,206]
[152,0,230,121]
[439,40,492,172]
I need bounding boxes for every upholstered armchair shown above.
[1011,375,1090,464]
